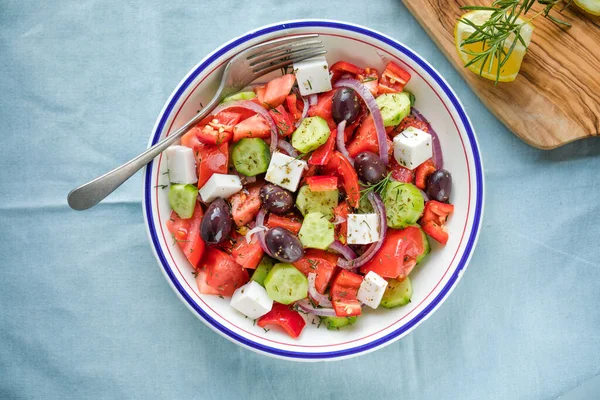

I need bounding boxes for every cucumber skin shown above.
[380,277,413,308]
[251,256,274,287]
[376,93,411,127]
[291,116,331,153]
[232,138,270,177]
[168,184,198,219]
[322,316,358,330]
[384,182,425,229]
[222,91,256,102]
[416,225,430,263]
[295,185,339,219]
[298,212,335,250]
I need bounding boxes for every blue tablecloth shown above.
[1,1,599,399]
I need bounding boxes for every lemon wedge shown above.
[455,10,534,83]
[574,0,600,15]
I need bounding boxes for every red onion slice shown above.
[307,273,332,307]
[295,299,337,317]
[212,100,278,154]
[246,226,267,244]
[334,79,388,165]
[337,192,387,270]
[335,120,354,166]
[328,240,356,261]
[292,88,310,128]
[308,94,318,106]
[277,140,298,158]
[411,108,443,169]
[332,215,346,225]
[255,209,273,257]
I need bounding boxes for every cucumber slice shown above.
[232,138,270,176]
[298,212,335,250]
[264,263,308,305]
[291,116,331,153]
[375,92,411,127]
[168,184,198,219]
[380,277,413,308]
[222,91,256,103]
[416,225,430,263]
[321,316,358,330]
[295,185,338,219]
[251,256,275,287]
[384,182,424,229]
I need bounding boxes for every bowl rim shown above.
[142,19,485,361]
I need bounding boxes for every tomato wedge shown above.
[229,182,263,227]
[231,235,264,270]
[323,152,360,208]
[263,74,296,108]
[330,270,363,317]
[333,201,351,243]
[166,205,206,268]
[194,124,233,145]
[285,94,303,121]
[195,142,229,189]
[202,247,249,297]
[390,157,415,183]
[266,214,303,235]
[346,115,393,159]
[269,105,294,136]
[358,67,379,96]
[233,114,271,142]
[306,175,338,192]
[360,227,423,279]
[293,249,339,295]
[257,303,306,338]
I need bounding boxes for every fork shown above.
[67,35,325,211]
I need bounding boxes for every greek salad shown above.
[163,56,454,338]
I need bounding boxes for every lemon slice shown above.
[574,0,600,15]
[455,10,534,83]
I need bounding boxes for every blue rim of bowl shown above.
[143,20,484,360]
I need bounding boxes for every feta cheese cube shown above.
[393,126,433,170]
[265,152,307,192]
[166,145,197,184]
[347,213,380,245]
[357,271,388,309]
[293,56,332,96]
[230,281,273,319]
[199,173,242,203]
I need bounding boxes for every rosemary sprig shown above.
[459,0,571,84]
[359,172,393,203]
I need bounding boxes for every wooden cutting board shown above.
[402,0,600,149]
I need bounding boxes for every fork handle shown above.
[67,105,215,211]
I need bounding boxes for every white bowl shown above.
[143,20,484,362]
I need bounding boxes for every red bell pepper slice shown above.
[166,204,206,268]
[415,159,436,190]
[377,61,412,95]
[421,200,454,245]
[266,214,303,235]
[308,128,336,165]
[285,94,303,121]
[257,303,306,338]
[306,175,338,192]
[269,105,295,136]
[323,151,360,208]
[307,90,336,130]
[330,270,363,317]
[330,61,365,76]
